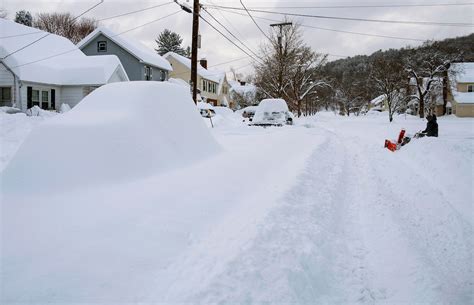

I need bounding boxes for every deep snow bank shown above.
[2,82,220,193]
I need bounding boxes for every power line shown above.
[239,0,272,41]
[199,14,263,65]
[202,4,474,27]
[201,8,263,62]
[8,11,179,69]
[99,1,174,21]
[213,7,426,42]
[0,31,44,39]
[1,0,104,60]
[203,2,474,9]
[113,10,181,36]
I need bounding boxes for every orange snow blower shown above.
[384,129,406,152]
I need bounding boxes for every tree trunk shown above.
[418,95,424,118]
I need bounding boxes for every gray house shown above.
[77,27,172,81]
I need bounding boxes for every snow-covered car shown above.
[239,106,258,121]
[250,98,294,126]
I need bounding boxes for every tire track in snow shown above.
[188,131,375,304]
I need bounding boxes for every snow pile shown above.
[213,106,234,116]
[0,111,54,171]
[2,82,220,193]
[0,106,22,114]
[25,105,56,117]
[168,77,190,88]
[59,103,71,113]
[252,98,290,124]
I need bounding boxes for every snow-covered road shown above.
[1,112,472,304]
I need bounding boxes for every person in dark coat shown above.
[420,114,438,137]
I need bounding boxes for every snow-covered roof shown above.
[370,94,386,106]
[197,101,214,110]
[450,62,474,83]
[452,91,473,104]
[0,19,128,85]
[229,80,257,95]
[77,27,172,71]
[163,52,220,83]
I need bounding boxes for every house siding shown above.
[80,33,168,81]
[61,86,85,108]
[167,56,219,103]
[0,63,15,106]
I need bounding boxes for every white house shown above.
[0,19,128,111]
[164,52,224,105]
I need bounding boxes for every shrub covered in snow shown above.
[2,82,220,193]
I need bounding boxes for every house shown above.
[77,27,172,82]
[447,63,474,117]
[228,80,257,109]
[163,52,222,105]
[0,19,128,111]
[407,76,444,116]
[216,72,231,107]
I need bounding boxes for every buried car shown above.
[250,98,294,126]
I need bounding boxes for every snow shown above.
[229,80,257,95]
[0,19,128,85]
[77,27,172,71]
[59,103,71,113]
[163,52,220,83]
[252,98,291,124]
[196,101,214,110]
[213,106,233,116]
[1,81,220,194]
[452,91,474,104]
[1,110,472,304]
[370,94,386,106]
[450,62,474,83]
[168,77,190,88]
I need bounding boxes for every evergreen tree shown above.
[15,10,32,26]
[155,29,187,56]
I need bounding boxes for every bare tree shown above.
[254,22,328,116]
[33,13,97,44]
[370,52,406,122]
[404,46,457,118]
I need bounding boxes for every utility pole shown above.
[191,0,200,104]
[270,22,292,98]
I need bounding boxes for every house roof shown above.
[450,62,474,83]
[163,52,220,83]
[229,80,257,95]
[77,27,172,71]
[0,19,128,85]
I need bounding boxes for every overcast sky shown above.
[1,0,473,78]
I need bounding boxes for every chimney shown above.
[200,58,207,69]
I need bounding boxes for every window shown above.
[145,66,152,80]
[41,91,49,109]
[160,70,166,81]
[97,41,107,52]
[42,91,48,102]
[0,87,12,105]
[468,84,473,92]
[32,90,39,106]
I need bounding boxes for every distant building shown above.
[447,63,474,117]
[77,27,172,82]
[164,52,225,106]
[0,19,128,111]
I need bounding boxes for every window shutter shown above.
[51,89,56,110]
[27,86,32,109]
